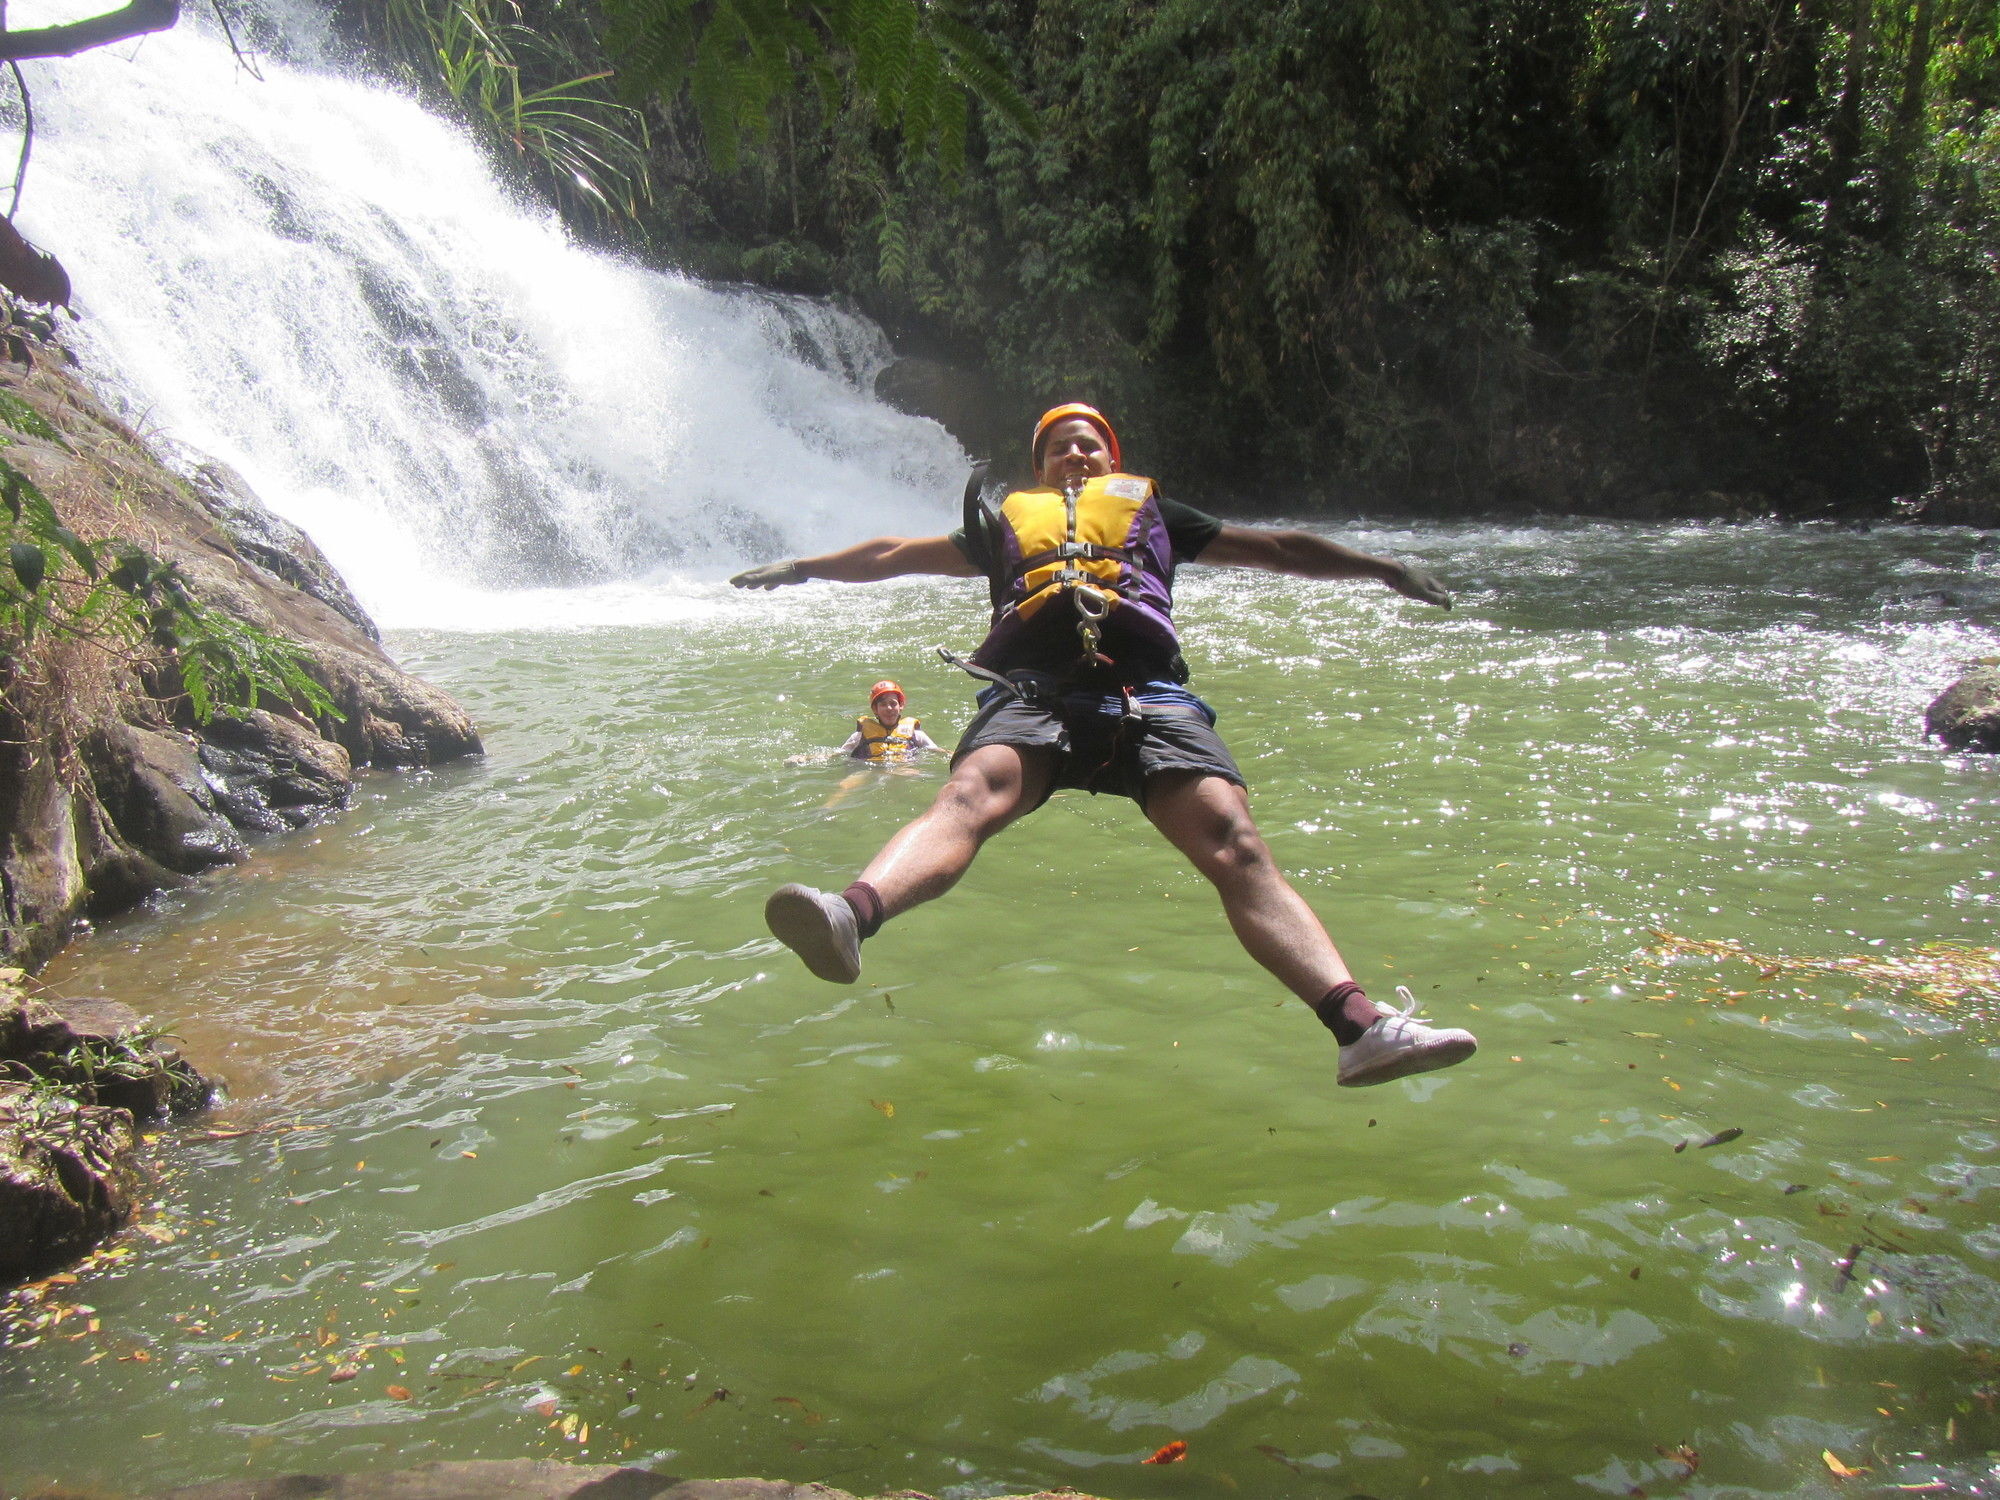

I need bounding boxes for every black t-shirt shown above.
[947,492,1226,684]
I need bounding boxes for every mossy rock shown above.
[1925,666,2000,752]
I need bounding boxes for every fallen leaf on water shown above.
[533,1399,558,1418]
[1506,1342,1529,1357]
[566,1364,585,1376]
[329,1364,360,1383]
[1673,1140,1688,1154]
[1869,1155,1902,1162]
[386,1385,412,1401]
[688,1387,729,1418]
[1823,1449,1868,1478]
[1142,1440,1188,1465]
[869,1100,894,1118]
[460,1151,478,1159]
[1255,1444,1301,1472]
[1629,1266,1642,1280]
[773,1396,825,1423]
[1656,1443,1699,1476]
[1699,1128,1744,1148]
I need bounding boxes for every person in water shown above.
[835,681,942,762]
[731,403,1477,1087]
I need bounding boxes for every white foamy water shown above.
[7,0,965,629]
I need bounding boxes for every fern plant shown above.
[370,0,656,224]
[0,390,337,726]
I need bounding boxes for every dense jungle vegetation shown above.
[345,0,2000,518]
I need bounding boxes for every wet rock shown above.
[84,721,248,878]
[1925,666,2000,753]
[187,459,379,642]
[0,1083,140,1283]
[143,1464,1112,1500]
[0,982,214,1120]
[197,709,353,833]
[873,357,1002,458]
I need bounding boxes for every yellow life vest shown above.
[967,472,1181,675]
[997,474,1164,622]
[854,714,923,761]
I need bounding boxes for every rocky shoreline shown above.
[0,337,481,1284]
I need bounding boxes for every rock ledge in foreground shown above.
[133,1461,1113,1500]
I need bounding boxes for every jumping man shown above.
[731,404,1477,1087]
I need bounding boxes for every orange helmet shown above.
[868,680,905,706]
[1032,403,1121,472]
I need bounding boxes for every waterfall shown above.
[5,0,967,627]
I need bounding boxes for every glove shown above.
[1389,563,1453,609]
[730,560,804,590]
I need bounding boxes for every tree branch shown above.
[0,0,178,63]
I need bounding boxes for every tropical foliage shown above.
[358,0,2000,514]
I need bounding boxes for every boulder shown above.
[0,1083,140,1283]
[1925,667,2000,753]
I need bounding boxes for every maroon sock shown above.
[1311,981,1381,1046]
[840,881,885,941]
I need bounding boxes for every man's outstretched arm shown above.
[1197,526,1453,608]
[730,535,978,589]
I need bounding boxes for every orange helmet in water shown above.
[868,680,905,707]
[1031,403,1121,472]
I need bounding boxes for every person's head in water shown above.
[1032,404,1120,486]
[868,680,906,727]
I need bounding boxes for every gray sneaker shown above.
[1336,987,1478,1087]
[765,883,862,984]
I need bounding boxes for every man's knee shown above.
[1200,812,1274,880]
[1151,778,1275,881]
[933,750,1037,830]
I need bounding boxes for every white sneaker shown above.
[765,883,862,984]
[1336,987,1478,1087]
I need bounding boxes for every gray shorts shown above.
[951,681,1245,808]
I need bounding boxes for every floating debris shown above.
[1641,930,2000,1021]
[1142,1440,1188,1465]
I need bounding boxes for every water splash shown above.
[7,0,964,626]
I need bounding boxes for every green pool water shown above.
[7,520,2000,1498]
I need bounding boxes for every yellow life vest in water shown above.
[853,715,923,761]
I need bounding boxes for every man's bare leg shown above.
[1142,769,1476,1085]
[858,743,1056,918]
[1142,770,1367,1006]
[766,744,1054,982]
